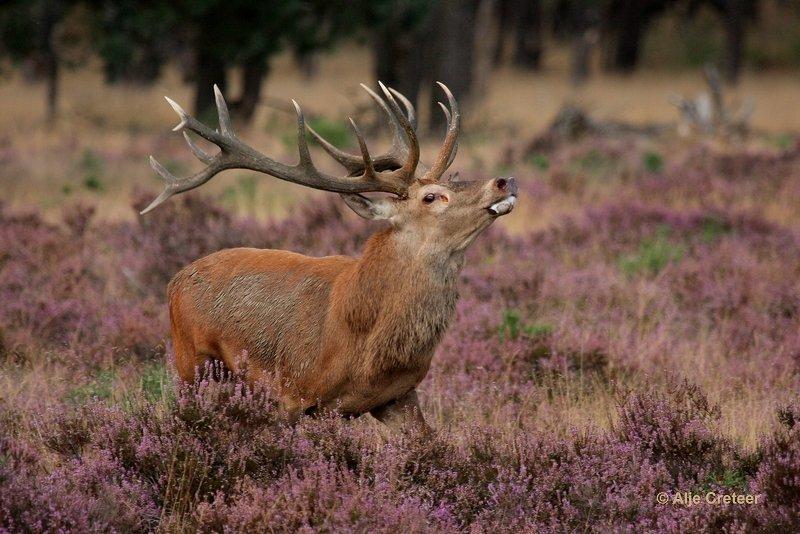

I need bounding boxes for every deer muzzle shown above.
[487,176,518,215]
[488,195,517,215]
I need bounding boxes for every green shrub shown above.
[699,216,730,243]
[499,309,553,341]
[528,153,550,171]
[140,362,171,403]
[574,149,619,177]
[619,226,685,277]
[307,116,351,150]
[67,368,116,403]
[80,148,105,192]
[642,151,664,173]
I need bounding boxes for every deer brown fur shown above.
[146,83,517,433]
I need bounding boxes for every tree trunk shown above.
[294,50,318,79]
[372,7,433,110]
[568,4,599,85]
[194,48,227,120]
[611,15,643,71]
[513,0,544,69]
[473,0,498,100]
[552,0,574,41]
[571,30,595,86]
[492,0,513,65]
[373,32,425,103]
[38,0,61,123]
[722,2,745,84]
[604,0,644,73]
[428,0,481,132]
[44,51,58,124]
[233,61,267,124]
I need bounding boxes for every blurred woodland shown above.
[1,0,798,126]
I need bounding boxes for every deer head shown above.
[141,82,517,257]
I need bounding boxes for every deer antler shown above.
[307,83,427,177]
[307,82,460,182]
[141,84,420,214]
[424,82,460,181]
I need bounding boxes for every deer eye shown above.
[422,193,436,204]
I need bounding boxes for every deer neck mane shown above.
[357,226,465,290]
[341,227,462,370]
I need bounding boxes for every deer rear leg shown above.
[370,389,432,437]
[172,329,203,382]
[171,330,231,383]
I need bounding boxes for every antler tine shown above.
[348,118,375,176]
[164,97,188,131]
[214,84,234,137]
[361,84,406,149]
[142,86,417,214]
[362,84,428,177]
[141,95,252,214]
[424,82,460,181]
[141,90,250,214]
[306,126,364,174]
[437,101,451,123]
[302,89,370,175]
[182,132,213,164]
[306,83,427,178]
[162,95,231,149]
[378,81,419,182]
[435,101,458,169]
[291,98,413,194]
[291,100,314,167]
[388,87,417,130]
[142,152,227,214]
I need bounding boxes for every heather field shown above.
[2,112,800,531]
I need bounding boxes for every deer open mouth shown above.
[487,195,517,216]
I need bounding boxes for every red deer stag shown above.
[142,82,517,433]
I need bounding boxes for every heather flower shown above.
[2,141,800,531]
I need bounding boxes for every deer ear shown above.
[339,193,397,220]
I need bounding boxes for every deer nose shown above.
[495,177,517,194]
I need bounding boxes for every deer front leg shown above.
[369,389,432,437]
